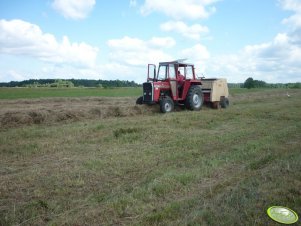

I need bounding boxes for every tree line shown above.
[242,77,300,89]
[0,79,140,88]
[227,77,300,89]
[0,77,299,89]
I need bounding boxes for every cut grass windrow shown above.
[0,89,300,225]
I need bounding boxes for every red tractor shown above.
[136,60,203,113]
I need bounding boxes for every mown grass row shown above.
[0,89,300,225]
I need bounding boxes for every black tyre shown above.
[136,96,143,105]
[220,97,229,108]
[185,85,203,111]
[160,96,174,113]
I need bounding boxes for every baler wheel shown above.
[220,97,229,108]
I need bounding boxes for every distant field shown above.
[1,89,300,225]
[0,87,142,99]
[0,86,285,100]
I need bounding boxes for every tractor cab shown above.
[148,60,201,99]
[137,60,203,113]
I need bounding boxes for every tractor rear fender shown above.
[182,80,202,99]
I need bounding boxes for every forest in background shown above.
[0,79,139,88]
[0,78,300,89]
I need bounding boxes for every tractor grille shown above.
[143,82,153,102]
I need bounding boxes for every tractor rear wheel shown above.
[185,85,203,111]
[160,96,174,113]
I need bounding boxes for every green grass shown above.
[0,87,142,99]
[0,86,293,100]
[0,89,300,225]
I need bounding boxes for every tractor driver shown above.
[177,70,185,87]
[177,70,185,96]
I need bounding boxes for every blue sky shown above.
[0,0,300,83]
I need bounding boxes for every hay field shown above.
[1,88,300,225]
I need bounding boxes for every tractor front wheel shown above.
[185,85,203,111]
[136,96,143,105]
[160,96,174,113]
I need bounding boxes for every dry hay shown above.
[0,97,157,129]
[1,89,296,129]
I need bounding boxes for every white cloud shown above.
[0,19,99,68]
[140,0,218,20]
[106,36,176,83]
[100,63,146,83]
[243,33,301,65]
[212,1,299,83]
[204,32,301,83]
[0,70,26,82]
[107,36,175,66]
[180,44,210,61]
[160,21,209,40]
[129,0,137,8]
[280,0,301,29]
[280,0,301,11]
[40,64,100,79]
[178,44,210,77]
[148,37,176,48]
[52,0,95,20]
